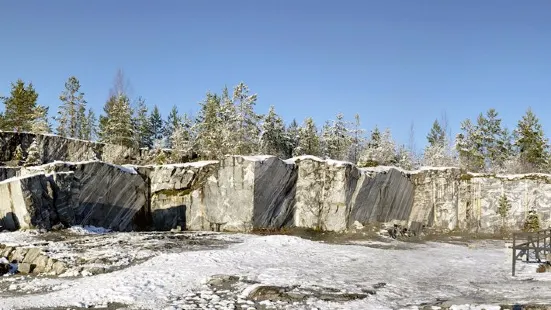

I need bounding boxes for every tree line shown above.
[0,71,548,173]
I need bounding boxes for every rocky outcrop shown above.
[292,157,359,232]
[135,161,218,231]
[0,131,192,166]
[1,161,147,232]
[349,167,415,229]
[139,156,297,232]
[1,152,551,235]
[0,245,67,275]
[0,174,55,230]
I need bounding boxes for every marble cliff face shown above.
[0,132,549,234]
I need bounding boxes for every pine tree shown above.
[149,105,164,145]
[24,139,41,166]
[259,106,287,158]
[477,109,510,171]
[455,118,485,171]
[286,119,300,158]
[427,119,446,147]
[321,113,351,161]
[80,109,96,141]
[100,95,134,147]
[170,121,190,152]
[56,76,87,138]
[163,106,181,147]
[514,108,550,172]
[395,144,414,170]
[295,117,321,156]
[31,106,51,134]
[232,82,261,155]
[218,86,237,156]
[134,97,153,148]
[194,92,224,159]
[423,119,455,167]
[347,114,366,164]
[13,144,23,162]
[98,96,115,142]
[358,127,396,167]
[0,79,46,132]
[422,137,457,167]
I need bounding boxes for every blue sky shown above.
[1,0,550,151]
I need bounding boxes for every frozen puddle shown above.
[1,230,550,310]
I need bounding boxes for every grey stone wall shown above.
[1,153,551,234]
[0,131,190,166]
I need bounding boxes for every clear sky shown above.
[1,0,550,151]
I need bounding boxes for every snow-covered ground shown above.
[0,229,550,310]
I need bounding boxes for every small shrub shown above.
[523,210,540,232]
[13,144,23,161]
[155,151,168,165]
[497,194,511,233]
[497,194,510,219]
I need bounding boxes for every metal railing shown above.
[512,228,551,276]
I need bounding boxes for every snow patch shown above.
[137,160,219,169]
[68,226,112,235]
[238,155,276,162]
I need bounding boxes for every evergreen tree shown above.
[218,86,237,155]
[321,112,351,161]
[13,144,23,162]
[163,106,181,147]
[423,118,455,167]
[80,108,96,141]
[478,109,510,171]
[24,139,41,166]
[455,118,484,171]
[395,144,414,170]
[0,79,46,132]
[134,97,153,148]
[170,120,190,152]
[231,82,261,155]
[31,106,51,134]
[295,117,321,156]
[259,106,287,158]
[56,76,87,138]
[194,92,224,159]
[100,95,134,147]
[286,119,300,158]
[347,114,366,164]
[149,105,164,144]
[358,127,396,167]
[514,108,550,171]
[98,96,115,142]
[427,119,446,147]
[422,137,456,167]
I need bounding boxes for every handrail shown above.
[512,228,551,276]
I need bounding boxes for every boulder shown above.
[18,262,33,274]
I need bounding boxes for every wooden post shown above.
[537,231,541,261]
[512,232,516,276]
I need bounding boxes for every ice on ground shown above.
[0,233,549,310]
[68,225,112,235]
